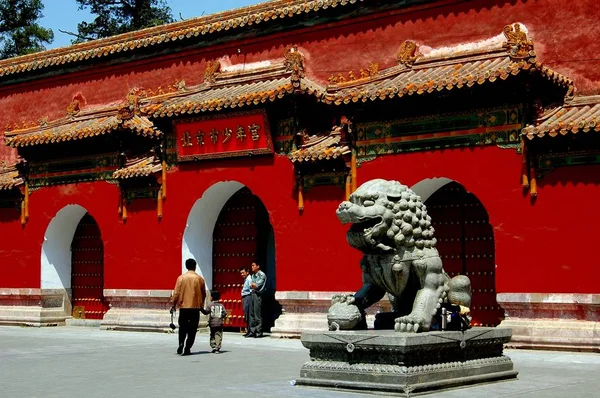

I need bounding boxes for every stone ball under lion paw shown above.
[327,302,362,331]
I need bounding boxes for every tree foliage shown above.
[74,0,174,43]
[0,0,54,60]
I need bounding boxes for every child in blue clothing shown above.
[202,290,227,353]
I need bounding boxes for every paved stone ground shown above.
[0,326,599,398]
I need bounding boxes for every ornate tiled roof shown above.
[322,24,573,105]
[4,113,158,147]
[289,126,351,162]
[0,163,24,190]
[522,96,600,139]
[142,53,324,118]
[0,0,366,79]
[113,155,162,179]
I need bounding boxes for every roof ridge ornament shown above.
[283,45,305,85]
[66,93,87,119]
[66,99,81,118]
[117,88,145,121]
[502,23,535,61]
[397,40,419,67]
[204,60,221,84]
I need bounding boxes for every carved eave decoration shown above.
[522,95,600,140]
[142,47,323,118]
[289,126,351,163]
[519,95,600,198]
[0,162,24,191]
[4,90,161,148]
[288,124,354,211]
[114,152,167,221]
[0,161,28,225]
[0,0,367,79]
[322,23,574,105]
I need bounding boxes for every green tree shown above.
[74,0,174,42]
[0,0,54,60]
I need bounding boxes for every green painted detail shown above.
[277,118,295,136]
[275,139,294,154]
[124,187,159,203]
[497,142,522,153]
[31,171,116,187]
[302,172,347,191]
[165,134,178,166]
[357,129,521,157]
[28,153,120,188]
[355,106,523,158]
[275,118,295,155]
[536,150,600,177]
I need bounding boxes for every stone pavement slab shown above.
[0,326,599,397]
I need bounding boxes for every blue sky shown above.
[41,0,262,49]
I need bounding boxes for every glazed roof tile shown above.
[4,113,159,148]
[323,51,573,105]
[522,96,600,139]
[289,127,351,162]
[113,155,162,179]
[142,62,324,117]
[0,0,366,79]
[0,163,24,190]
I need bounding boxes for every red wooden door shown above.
[212,187,269,329]
[71,213,107,320]
[425,182,504,327]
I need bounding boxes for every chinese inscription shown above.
[182,131,193,147]
[175,110,272,161]
[182,124,261,148]
[249,124,260,141]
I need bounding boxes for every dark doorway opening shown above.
[425,182,504,327]
[70,213,107,320]
[212,187,279,332]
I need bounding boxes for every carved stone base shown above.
[497,293,599,352]
[100,289,207,333]
[296,328,517,395]
[0,289,71,327]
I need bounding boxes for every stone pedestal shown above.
[297,328,517,395]
[101,289,207,333]
[497,293,600,352]
[0,288,71,326]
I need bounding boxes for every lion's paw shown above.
[394,314,428,333]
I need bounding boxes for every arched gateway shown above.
[412,179,504,327]
[41,205,107,320]
[182,182,276,330]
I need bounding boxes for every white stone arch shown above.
[182,181,244,289]
[410,177,453,202]
[41,204,88,289]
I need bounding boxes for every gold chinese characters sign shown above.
[174,110,273,161]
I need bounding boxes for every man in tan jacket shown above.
[169,258,207,356]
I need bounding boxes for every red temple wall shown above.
[1,0,599,294]
[1,146,599,294]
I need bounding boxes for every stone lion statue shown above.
[328,179,472,333]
